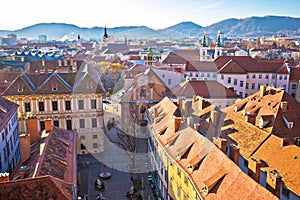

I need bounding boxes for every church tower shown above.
[102,25,109,46]
[214,30,223,59]
[147,47,153,67]
[200,33,208,61]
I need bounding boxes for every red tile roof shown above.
[148,97,277,200]
[289,66,300,81]
[170,79,238,99]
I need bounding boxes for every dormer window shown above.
[17,85,23,92]
[52,84,58,92]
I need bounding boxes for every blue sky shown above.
[1,0,300,30]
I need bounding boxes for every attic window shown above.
[52,87,57,91]
[18,88,23,92]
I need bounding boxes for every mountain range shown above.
[0,16,300,40]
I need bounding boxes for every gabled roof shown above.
[289,66,300,81]
[218,59,247,74]
[252,135,300,196]
[215,56,288,74]
[2,67,105,96]
[148,97,277,200]
[0,175,73,200]
[21,126,77,183]
[170,79,238,99]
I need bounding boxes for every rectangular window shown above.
[177,185,181,198]
[279,75,282,80]
[240,81,244,87]
[38,102,44,112]
[40,121,45,131]
[184,175,188,185]
[239,92,243,98]
[53,120,59,127]
[258,74,262,79]
[168,79,171,85]
[93,134,98,139]
[292,84,297,90]
[65,100,71,110]
[251,83,255,89]
[284,75,287,80]
[227,77,231,84]
[93,143,98,149]
[24,102,31,112]
[92,118,97,128]
[265,74,269,79]
[52,101,58,111]
[80,135,85,140]
[246,83,249,89]
[66,120,72,130]
[221,74,224,80]
[233,79,237,85]
[252,74,256,78]
[79,119,85,129]
[91,99,97,109]
[78,100,84,110]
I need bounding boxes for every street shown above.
[77,99,154,200]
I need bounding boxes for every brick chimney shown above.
[266,170,282,198]
[229,144,239,165]
[280,101,288,113]
[19,134,31,163]
[44,119,53,132]
[19,166,27,179]
[0,173,9,182]
[210,110,218,124]
[174,116,182,132]
[213,137,227,154]
[193,123,201,133]
[248,157,262,182]
[26,117,39,144]
[260,85,267,97]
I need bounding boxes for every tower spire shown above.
[103,25,108,39]
[202,33,207,47]
[216,30,221,47]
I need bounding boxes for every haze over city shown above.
[1,0,300,30]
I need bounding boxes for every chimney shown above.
[280,101,288,112]
[210,110,218,124]
[64,57,68,66]
[70,57,74,66]
[42,56,45,67]
[44,119,53,132]
[19,134,31,163]
[0,173,9,182]
[246,113,256,125]
[193,123,201,133]
[26,117,39,144]
[229,144,239,165]
[19,166,27,179]
[177,97,185,112]
[266,170,282,198]
[248,157,261,182]
[58,58,62,67]
[260,85,266,97]
[213,137,227,154]
[174,116,182,132]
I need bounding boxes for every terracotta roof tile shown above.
[149,97,277,200]
[170,80,238,99]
